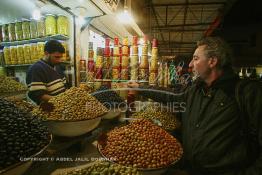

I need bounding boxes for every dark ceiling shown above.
[131,0,262,66]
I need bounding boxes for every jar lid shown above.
[45,14,56,17]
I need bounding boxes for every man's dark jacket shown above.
[138,69,262,175]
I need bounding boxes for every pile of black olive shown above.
[0,98,50,170]
[92,85,126,109]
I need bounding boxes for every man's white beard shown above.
[192,71,201,81]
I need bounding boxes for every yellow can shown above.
[37,42,45,58]
[142,45,148,55]
[95,55,103,68]
[121,55,129,67]
[30,43,38,63]
[45,14,57,35]
[131,46,138,55]
[120,68,129,80]
[23,44,31,64]
[112,56,120,68]
[130,68,138,81]
[112,68,120,79]
[3,46,11,65]
[122,45,128,55]
[140,55,149,69]
[123,37,128,46]
[149,71,158,85]
[152,47,158,56]
[130,55,138,67]
[113,47,120,55]
[10,46,17,64]
[57,15,69,36]
[17,45,24,64]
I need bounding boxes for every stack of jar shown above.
[95,47,103,80]
[158,61,164,87]
[1,14,69,42]
[45,14,69,36]
[112,38,120,80]
[103,38,111,79]
[139,36,149,81]
[121,37,129,80]
[3,42,45,65]
[87,42,95,82]
[130,36,139,81]
[149,39,158,85]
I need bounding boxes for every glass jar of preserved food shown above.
[17,45,24,64]
[37,18,45,37]
[30,19,37,39]
[8,23,16,41]
[22,19,30,40]
[57,15,69,36]
[2,24,9,42]
[45,14,57,36]
[37,42,45,58]
[10,46,18,65]
[23,44,31,64]
[30,43,38,63]
[3,46,11,65]
[15,21,23,41]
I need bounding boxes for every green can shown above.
[2,24,9,42]
[15,21,23,41]
[8,23,16,41]
[37,18,45,37]
[30,19,37,39]
[45,14,57,36]
[22,19,30,40]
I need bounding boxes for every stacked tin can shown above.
[87,42,95,82]
[158,61,164,87]
[121,37,129,80]
[112,38,120,80]
[95,47,103,80]
[149,39,158,85]
[139,36,149,81]
[103,38,111,80]
[130,36,139,81]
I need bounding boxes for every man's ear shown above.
[208,57,218,68]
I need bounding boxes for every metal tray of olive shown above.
[43,116,103,137]
[96,136,183,175]
[0,135,52,175]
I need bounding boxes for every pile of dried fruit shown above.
[0,98,50,170]
[32,87,108,121]
[0,76,27,93]
[99,119,183,169]
[63,161,141,175]
[132,104,180,131]
[92,85,126,109]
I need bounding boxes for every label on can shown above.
[112,68,120,79]
[112,56,120,68]
[121,56,129,67]
[121,68,129,80]
[122,46,129,55]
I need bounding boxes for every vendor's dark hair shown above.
[44,40,65,54]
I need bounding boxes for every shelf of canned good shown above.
[0,34,69,47]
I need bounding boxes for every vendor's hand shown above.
[127,81,139,88]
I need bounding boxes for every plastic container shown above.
[15,21,23,41]
[30,19,38,39]
[22,19,30,40]
[8,23,16,41]
[57,15,69,36]
[37,18,45,37]
[45,14,57,35]
[3,47,11,65]
[2,24,9,42]
[17,45,24,64]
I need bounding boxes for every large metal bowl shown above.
[0,135,52,175]
[43,117,102,137]
[102,108,126,119]
[97,142,182,175]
